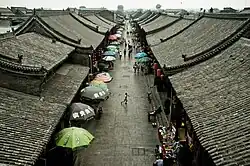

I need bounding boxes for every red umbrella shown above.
[95,72,113,83]
[108,35,117,41]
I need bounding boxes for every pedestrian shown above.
[121,93,129,105]
[119,51,122,59]
[140,65,144,74]
[129,49,132,58]
[123,49,126,57]
[133,62,138,73]
[153,153,164,166]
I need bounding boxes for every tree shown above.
[156,4,162,10]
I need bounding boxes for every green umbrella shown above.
[90,81,109,92]
[136,57,152,63]
[55,127,94,150]
[110,41,120,45]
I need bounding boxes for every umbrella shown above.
[108,35,117,40]
[95,72,113,83]
[136,57,152,63]
[118,28,123,31]
[102,56,116,61]
[134,52,147,59]
[116,30,122,34]
[80,86,108,100]
[90,80,104,84]
[90,80,109,90]
[69,103,95,121]
[110,41,120,45]
[55,127,94,149]
[115,34,121,38]
[107,45,118,49]
[102,51,116,56]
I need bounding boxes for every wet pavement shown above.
[75,21,159,166]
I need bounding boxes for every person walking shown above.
[123,48,126,57]
[133,62,138,73]
[119,51,122,59]
[121,93,129,105]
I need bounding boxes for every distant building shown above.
[0,7,15,17]
[220,7,238,13]
[240,7,250,13]
[117,5,124,12]
[67,7,79,14]
[79,7,107,15]
[10,7,33,16]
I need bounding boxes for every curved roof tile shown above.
[169,38,250,166]
[151,17,247,68]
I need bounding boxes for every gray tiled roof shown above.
[138,12,156,24]
[96,14,116,26]
[84,15,112,29]
[41,63,89,105]
[0,87,66,166]
[134,11,152,22]
[151,17,246,68]
[147,19,193,45]
[0,32,73,70]
[41,14,104,48]
[142,15,179,33]
[0,7,15,16]
[169,38,250,166]
[71,13,108,34]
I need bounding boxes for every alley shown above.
[76,21,159,166]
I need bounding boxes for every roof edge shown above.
[69,13,106,35]
[140,13,161,26]
[0,58,47,76]
[184,19,250,61]
[162,21,250,75]
[15,15,93,49]
[204,13,250,20]
[146,17,182,35]
[95,14,114,26]
[150,15,203,46]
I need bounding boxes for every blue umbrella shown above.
[103,51,116,56]
[134,52,147,59]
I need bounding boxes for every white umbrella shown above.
[102,56,116,61]
[116,30,122,34]
[115,34,122,38]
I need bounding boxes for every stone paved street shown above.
[74,22,159,166]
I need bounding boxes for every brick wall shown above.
[0,69,43,96]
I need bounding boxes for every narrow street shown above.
[75,21,159,165]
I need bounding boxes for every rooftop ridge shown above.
[204,13,250,20]
[35,9,70,17]
[138,12,155,24]
[160,15,203,43]
[146,17,182,35]
[15,15,92,49]
[69,13,106,35]
[162,20,250,75]
[95,14,113,26]
[139,13,161,25]
[0,57,46,76]
[79,14,98,25]
[184,18,250,61]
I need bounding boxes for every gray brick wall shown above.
[0,69,43,96]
